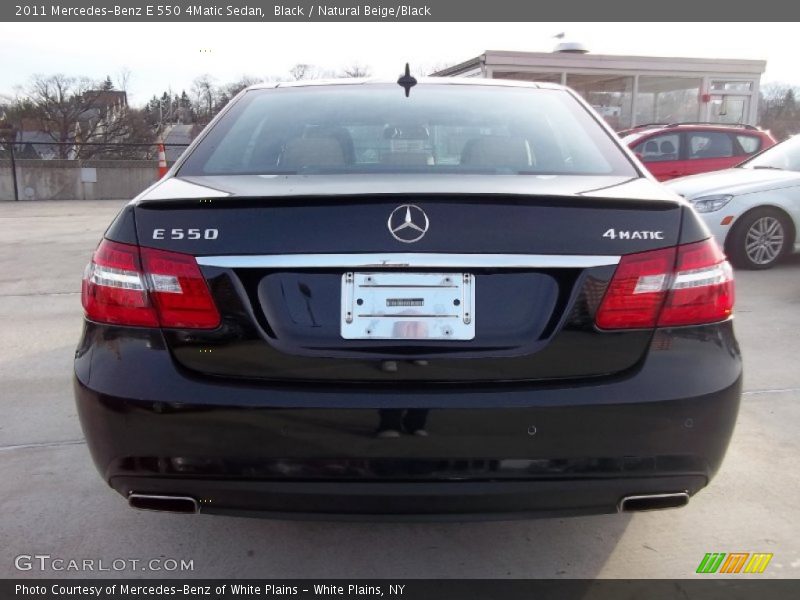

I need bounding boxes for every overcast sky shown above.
[1,22,798,105]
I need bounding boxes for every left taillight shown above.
[82,240,158,327]
[81,239,220,329]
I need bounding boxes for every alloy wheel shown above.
[745,216,785,265]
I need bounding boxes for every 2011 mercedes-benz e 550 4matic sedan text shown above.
[74,77,741,519]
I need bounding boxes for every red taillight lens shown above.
[81,240,219,329]
[658,240,734,327]
[595,247,675,329]
[140,247,220,329]
[82,240,158,327]
[596,238,734,330]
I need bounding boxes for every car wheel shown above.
[728,208,791,270]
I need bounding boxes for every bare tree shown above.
[289,63,316,81]
[22,74,138,158]
[115,67,132,93]
[225,75,263,97]
[419,61,454,76]
[759,82,800,140]
[191,74,217,121]
[340,63,372,78]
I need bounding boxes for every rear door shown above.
[684,130,738,176]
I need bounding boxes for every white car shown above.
[667,135,800,269]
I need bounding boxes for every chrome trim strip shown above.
[196,253,621,269]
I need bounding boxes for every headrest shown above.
[461,136,531,169]
[279,137,346,168]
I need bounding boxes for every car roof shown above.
[621,123,764,136]
[245,77,565,92]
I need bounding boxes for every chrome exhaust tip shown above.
[128,493,199,514]
[619,492,690,512]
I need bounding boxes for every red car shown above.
[620,123,776,182]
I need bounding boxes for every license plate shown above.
[341,272,475,340]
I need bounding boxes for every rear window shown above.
[736,134,762,154]
[179,84,636,177]
[742,135,800,171]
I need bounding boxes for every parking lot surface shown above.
[1,200,799,579]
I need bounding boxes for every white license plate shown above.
[341,272,475,340]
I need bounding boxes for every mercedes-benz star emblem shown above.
[388,204,429,243]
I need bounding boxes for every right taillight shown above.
[82,239,220,329]
[657,239,734,327]
[596,238,734,330]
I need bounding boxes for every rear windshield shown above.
[741,135,800,171]
[179,83,637,177]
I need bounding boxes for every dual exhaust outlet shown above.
[127,491,690,514]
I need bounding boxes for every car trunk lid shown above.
[131,191,683,383]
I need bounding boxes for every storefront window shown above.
[636,76,702,125]
[711,81,753,92]
[565,74,634,130]
[709,96,747,124]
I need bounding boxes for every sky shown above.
[1,22,798,105]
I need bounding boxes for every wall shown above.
[0,160,168,201]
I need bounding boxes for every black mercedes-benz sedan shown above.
[74,77,741,519]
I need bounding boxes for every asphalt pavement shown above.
[1,200,798,579]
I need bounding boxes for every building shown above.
[434,50,766,131]
[82,89,128,112]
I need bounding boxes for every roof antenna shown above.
[397,63,417,97]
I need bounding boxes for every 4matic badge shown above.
[602,228,665,240]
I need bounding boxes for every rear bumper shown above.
[74,321,742,519]
[110,477,704,521]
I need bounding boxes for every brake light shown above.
[596,238,734,330]
[140,247,221,328]
[658,240,734,327]
[82,240,220,329]
[595,247,675,329]
[82,240,158,327]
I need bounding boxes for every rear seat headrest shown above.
[279,137,346,168]
[461,136,532,168]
